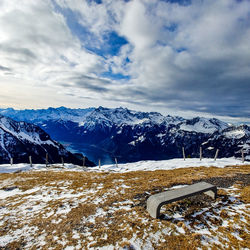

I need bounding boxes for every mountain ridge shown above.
[0,114,94,166]
[0,106,249,164]
[0,106,229,129]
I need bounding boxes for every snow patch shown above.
[224,129,246,139]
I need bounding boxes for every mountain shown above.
[0,115,94,166]
[0,106,249,164]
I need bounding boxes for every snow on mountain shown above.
[0,115,57,147]
[223,125,250,139]
[0,106,228,133]
[0,115,94,166]
[0,107,94,124]
[72,106,169,129]
[0,106,249,164]
[179,117,229,134]
[0,106,183,128]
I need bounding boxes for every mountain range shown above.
[0,106,249,164]
[0,115,94,166]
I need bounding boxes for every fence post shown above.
[29,156,32,167]
[99,159,101,169]
[182,147,186,161]
[200,147,202,161]
[10,157,13,165]
[241,149,244,163]
[214,149,219,161]
[83,157,85,167]
[45,153,48,167]
[61,157,64,166]
[115,157,118,168]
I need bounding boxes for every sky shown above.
[0,0,250,123]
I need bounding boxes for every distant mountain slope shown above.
[0,107,249,164]
[0,115,94,166]
[0,106,94,123]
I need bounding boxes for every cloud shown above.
[0,0,249,122]
[0,0,106,83]
[113,0,250,119]
[0,65,11,71]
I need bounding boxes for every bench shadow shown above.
[158,193,240,223]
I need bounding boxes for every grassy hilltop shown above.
[0,164,249,249]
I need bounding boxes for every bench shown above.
[146,182,217,219]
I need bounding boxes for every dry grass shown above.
[0,164,249,249]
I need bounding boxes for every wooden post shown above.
[214,149,219,161]
[182,147,186,161]
[241,149,244,163]
[83,157,85,167]
[200,147,202,161]
[45,153,48,167]
[61,157,64,166]
[10,158,13,165]
[115,157,118,168]
[29,156,32,167]
[99,159,101,169]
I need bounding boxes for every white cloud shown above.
[0,0,249,122]
[120,0,157,50]
[0,0,106,85]
[54,0,126,45]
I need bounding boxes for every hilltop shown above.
[0,160,249,249]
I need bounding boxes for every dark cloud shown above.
[0,44,37,60]
[55,74,111,93]
[76,82,109,93]
[72,74,111,85]
[0,65,11,71]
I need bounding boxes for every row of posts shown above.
[98,157,118,169]
[9,153,71,167]
[9,154,119,168]
[182,147,245,163]
[9,150,245,167]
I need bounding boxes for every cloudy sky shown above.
[0,0,249,122]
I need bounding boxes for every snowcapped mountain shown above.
[200,125,250,158]
[178,117,228,134]
[0,107,249,164]
[0,106,181,126]
[0,107,94,123]
[0,115,94,166]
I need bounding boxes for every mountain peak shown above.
[0,107,248,163]
[0,106,231,130]
[0,114,94,165]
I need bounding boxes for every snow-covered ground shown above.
[0,157,247,174]
[92,157,247,172]
[0,162,80,173]
[0,159,249,249]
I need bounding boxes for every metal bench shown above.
[146,182,217,218]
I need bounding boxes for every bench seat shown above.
[146,182,217,218]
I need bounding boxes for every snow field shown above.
[0,161,249,249]
[0,157,247,174]
[92,157,247,173]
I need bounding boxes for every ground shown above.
[0,163,249,249]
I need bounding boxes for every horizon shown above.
[0,105,249,125]
[0,0,249,124]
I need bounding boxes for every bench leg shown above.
[147,198,162,218]
[147,204,158,218]
[204,188,217,199]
